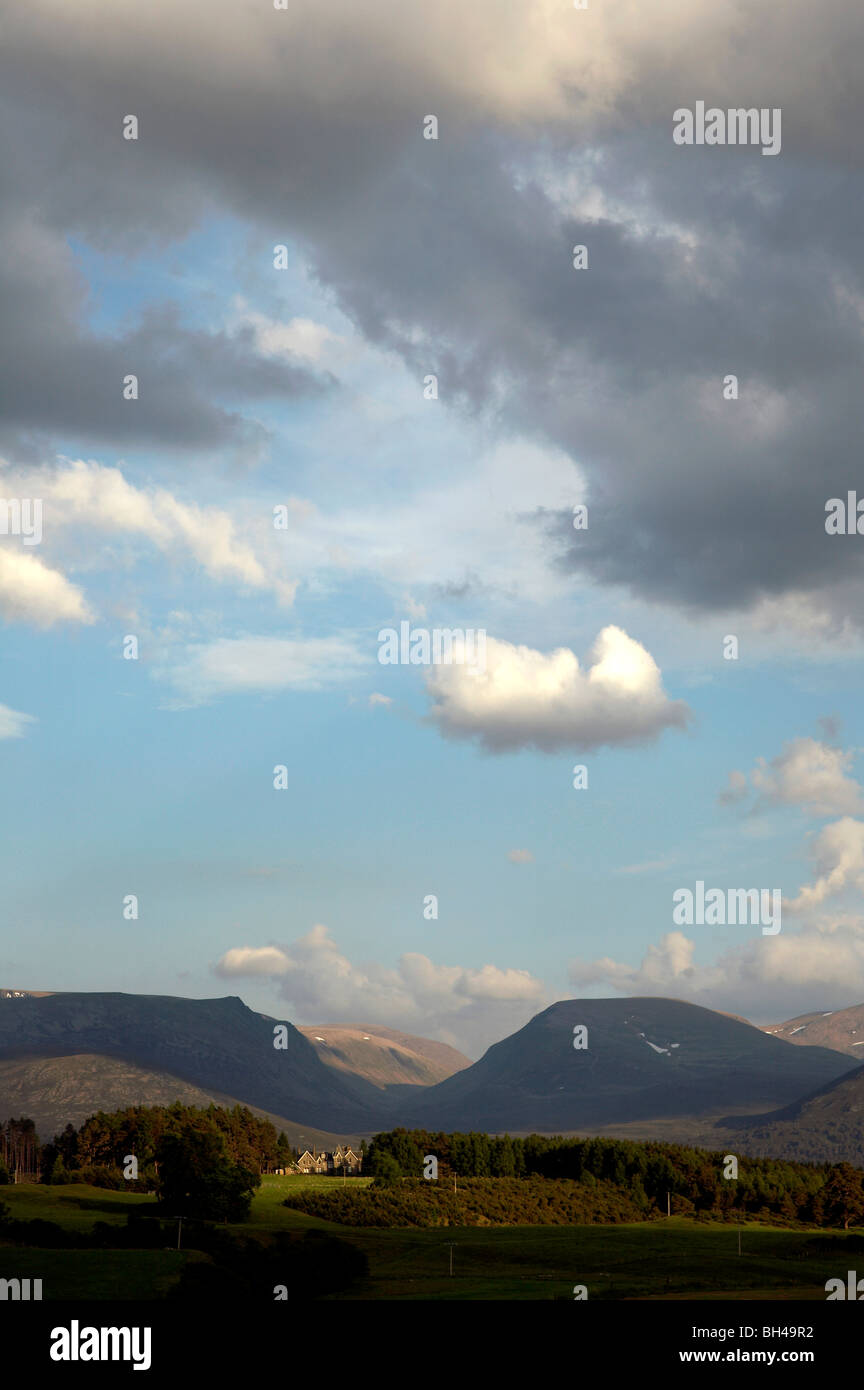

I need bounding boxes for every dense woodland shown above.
[0,1104,298,1190]
[4,1111,864,1230]
[356,1128,864,1228]
[0,1118,39,1181]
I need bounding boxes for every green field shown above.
[0,1177,855,1300]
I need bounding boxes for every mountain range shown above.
[761,1003,864,1059]
[2,989,864,1165]
[401,996,856,1132]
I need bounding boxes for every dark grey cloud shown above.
[0,239,333,455]
[3,0,864,619]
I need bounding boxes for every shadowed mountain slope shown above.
[403,997,857,1132]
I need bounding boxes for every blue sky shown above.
[3,0,864,1056]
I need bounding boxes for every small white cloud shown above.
[403,594,427,621]
[615,857,673,876]
[161,634,369,704]
[367,692,393,708]
[425,626,689,753]
[507,849,534,864]
[718,769,749,806]
[232,304,341,363]
[785,816,864,914]
[0,548,93,627]
[722,738,863,817]
[0,702,36,739]
[215,946,291,976]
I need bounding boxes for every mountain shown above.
[0,1054,356,1152]
[402,997,858,1133]
[0,992,386,1133]
[4,992,859,1148]
[296,1024,471,1092]
[761,1003,864,1059]
[725,1063,864,1164]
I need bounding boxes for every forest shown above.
[0,1104,297,1189]
[335,1128,864,1228]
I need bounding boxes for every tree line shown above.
[0,1104,298,1207]
[42,1103,297,1187]
[0,1118,39,1181]
[365,1128,864,1228]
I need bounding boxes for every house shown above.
[291,1145,363,1175]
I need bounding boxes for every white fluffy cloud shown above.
[213,924,546,1055]
[0,547,93,626]
[569,920,864,1022]
[215,946,290,977]
[425,626,689,752]
[785,817,864,915]
[0,702,36,739]
[720,738,863,817]
[0,458,298,623]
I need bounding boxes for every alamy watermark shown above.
[673,881,781,935]
[0,1277,42,1300]
[0,498,42,545]
[673,103,781,157]
[50,1323,151,1370]
[378,622,486,672]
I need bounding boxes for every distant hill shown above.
[296,1024,471,1092]
[4,992,860,1150]
[762,1003,864,1059]
[725,1063,864,1164]
[0,1054,356,1152]
[402,997,857,1133]
[0,992,387,1133]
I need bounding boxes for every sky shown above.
[2,0,864,1057]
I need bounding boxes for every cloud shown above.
[507,849,534,864]
[0,702,36,739]
[785,817,864,915]
[5,0,864,631]
[0,211,331,458]
[367,692,392,708]
[718,769,749,807]
[425,626,689,753]
[403,594,427,621]
[38,459,297,604]
[0,547,93,626]
[569,920,864,1023]
[212,923,546,1054]
[215,946,289,977]
[230,305,342,364]
[162,634,370,704]
[721,738,864,817]
[0,458,302,624]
